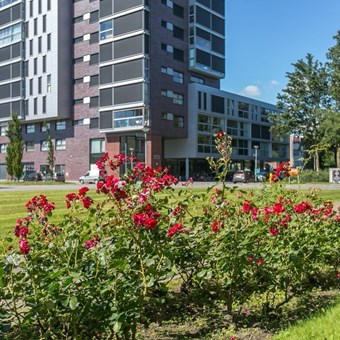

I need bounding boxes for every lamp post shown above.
[142,126,150,165]
[129,148,134,170]
[254,145,259,182]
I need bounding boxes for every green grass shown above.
[274,300,340,340]
[1,186,340,237]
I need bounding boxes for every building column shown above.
[185,158,190,180]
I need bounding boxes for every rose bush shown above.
[1,132,339,338]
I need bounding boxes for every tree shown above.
[45,123,55,175]
[5,113,24,180]
[320,110,340,167]
[326,31,340,109]
[269,53,331,171]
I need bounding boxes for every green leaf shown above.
[69,296,78,310]
[113,321,121,333]
[197,269,207,278]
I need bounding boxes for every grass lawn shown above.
[274,298,340,340]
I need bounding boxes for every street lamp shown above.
[129,148,134,170]
[254,145,259,182]
[142,126,150,165]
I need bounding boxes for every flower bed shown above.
[1,133,339,339]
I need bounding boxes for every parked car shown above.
[256,170,270,182]
[41,173,65,182]
[232,170,254,184]
[22,172,42,181]
[79,170,103,184]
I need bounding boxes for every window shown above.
[26,141,34,152]
[0,23,21,48]
[40,140,48,151]
[173,26,184,40]
[29,39,33,56]
[0,143,7,153]
[90,53,99,65]
[41,122,50,132]
[56,120,66,130]
[29,79,33,96]
[0,125,7,136]
[38,77,42,94]
[43,55,46,72]
[34,18,37,35]
[43,15,46,32]
[34,98,37,115]
[47,0,51,10]
[47,74,51,92]
[173,70,184,83]
[173,92,184,105]
[90,138,105,164]
[90,75,99,86]
[47,33,51,50]
[33,58,37,75]
[56,139,66,150]
[38,36,42,53]
[173,48,184,61]
[174,115,184,127]
[26,124,35,134]
[100,20,113,41]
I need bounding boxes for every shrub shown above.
[1,134,339,338]
[299,169,329,183]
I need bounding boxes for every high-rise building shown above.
[0,0,288,181]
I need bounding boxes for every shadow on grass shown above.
[139,287,340,339]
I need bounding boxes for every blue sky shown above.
[221,0,340,104]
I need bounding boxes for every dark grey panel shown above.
[100,110,113,129]
[211,95,224,114]
[12,81,21,97]
[212,14,224,35]
[114,0,142,13]
[0,84,10,99]
[212,0,225,15]
[212,55,225,73]
[114,59,143,82]
[100,0,112,18]
[100,65,112,84]
[0,65,10,81]
[100,88,113,106]
[196,49,210,66]
[11,100,21,115]
[114,35,143,59]
[11,43,20,58]
[196,6,210,28]
[0,46,10,62]
[114,83,143,105]
[114,11,143,36]
[212,35,224,54]
[12,62,21,78]
[12,4,21,21]
[0,103,10,118]
[0,8,10,26]
[100,42,112,62]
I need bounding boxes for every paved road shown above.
[1,181,340,192]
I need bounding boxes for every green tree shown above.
[326,31,340,109]
[269,54,331,171]
[5,114,24,180]
[45,124,55,175]
[320,110,340,167]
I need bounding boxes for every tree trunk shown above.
[337,147,340,168]
[314,150,320,172]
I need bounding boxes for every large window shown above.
[90,138,105,164]
[0,23,21,47]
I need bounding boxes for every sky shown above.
[221,0,340,105]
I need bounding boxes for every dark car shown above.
[256,170,270,182]
[42,173,66,182]
[22,172,42,181]
[232,170,254,184]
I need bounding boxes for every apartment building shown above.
[0,0,288,181]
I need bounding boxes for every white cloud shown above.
[270,80,280,86]
[240,85,261,96]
